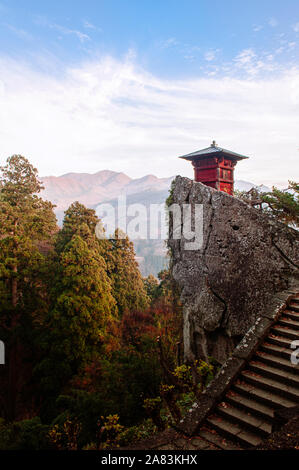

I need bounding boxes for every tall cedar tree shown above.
[106,229,149,316]
[57,205,149,316]
[56,202,99,252]
[36,220,117,418]
[0,155,57,421]
[52,226,116,359]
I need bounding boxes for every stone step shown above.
[289,303,299,312]
[260,342,293,361]
[216,403,271,437]
[284,310,299,322]
[198,427,242,450]
[270,325,298,341]
[279,316,299,330]
[241,370,299,402]
[255,350,299,375]
[233,381,298,409]
[207,414,262,448]
[248,361,299,388]
[267,333,293,349]
[225,390,275,421]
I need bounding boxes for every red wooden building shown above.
[179,141,248,195]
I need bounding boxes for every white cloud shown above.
[160,37,179,48]
[269,17,278,27]
[0,54,298,188]
[184,55,196,62]
[83,20,96,29]
[204,50,216,61]
[4,24,33,40]
[52,24,90,43]
[233,48,278,76]
[253,25,263,32]
[83,20,102,32]
[235,48,256,65]
[293,22,299,33]
[33,16,90,43]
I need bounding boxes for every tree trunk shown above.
[11,220,18,309]
[11,265,18,309]
[7,340,17,421]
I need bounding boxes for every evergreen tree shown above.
[36,222,117,418]
[55,201,99,253]
[144,274,159,300]
[0,155,57,309]
[235,181,299,228]
[0,155,57,421]
[52,230,116,360]
[106,229,149,315]
[261,181,299,227]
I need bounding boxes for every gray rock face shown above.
[167,176,299,364]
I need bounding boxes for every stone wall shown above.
[167,176,299,364]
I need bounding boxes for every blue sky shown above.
[0,0,299,186]
[1,0,298,77]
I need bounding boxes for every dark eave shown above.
[179,144,249,162]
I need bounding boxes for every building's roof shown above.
[179,141,249,161]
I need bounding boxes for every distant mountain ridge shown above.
[41,170,269,220]
[41,170,174,222]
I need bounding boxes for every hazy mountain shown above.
[40,170,270,275]
[41,170,173,224]
[235,180,270,193]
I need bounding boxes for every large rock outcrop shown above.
[167,176,299,364]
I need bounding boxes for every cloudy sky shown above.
[0,0,298,187]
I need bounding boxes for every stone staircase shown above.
[194,295,299,449]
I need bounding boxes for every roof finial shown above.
[211,140,217,147]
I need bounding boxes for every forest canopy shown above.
[0,155,201,450]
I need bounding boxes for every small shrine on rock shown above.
[179,141,248,195]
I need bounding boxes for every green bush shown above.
[0,417,52,450]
